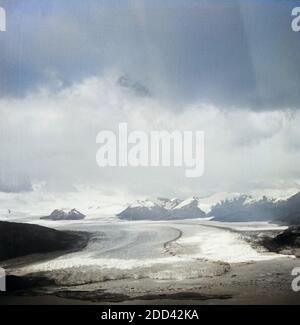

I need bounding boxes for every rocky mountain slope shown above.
[118,191,300,224]
[117,197,206,220]
[0,221,88,261]
[41,209,86,221]
[209,192,300,225]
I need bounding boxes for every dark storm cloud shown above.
[0,0,299,109]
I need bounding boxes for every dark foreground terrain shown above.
[0,221,89,261]
[261,226,300,257]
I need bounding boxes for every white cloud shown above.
[1,72,300,211]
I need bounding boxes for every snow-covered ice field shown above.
[3,214,288,286]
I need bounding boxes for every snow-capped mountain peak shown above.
[41,208,86,221]
[118,197,205,220]
[173,196,199,209]
[130,199,157,209]
[129,197,182,210]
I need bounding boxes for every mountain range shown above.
[209,192,300,225]
[117,197,206,221]
[117,191,300,225]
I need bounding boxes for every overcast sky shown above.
[1,0,300,210]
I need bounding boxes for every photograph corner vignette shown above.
[0,0,300,321]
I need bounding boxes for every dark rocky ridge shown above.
[0,221,89,262]
[117,75,150,97]
[260,226,300,257]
